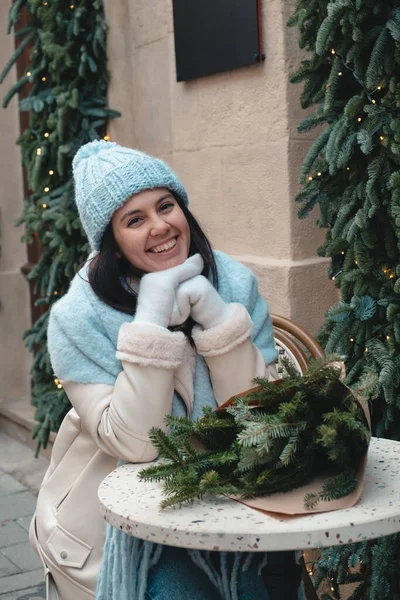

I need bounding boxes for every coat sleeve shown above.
[48,304,186,462]
[192,256,278,405]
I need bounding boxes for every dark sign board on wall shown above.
[172,0,264,82]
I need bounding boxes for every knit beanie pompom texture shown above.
[72,140,189,251]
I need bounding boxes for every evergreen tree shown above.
[1,0,120,453]
[288,1,400,597]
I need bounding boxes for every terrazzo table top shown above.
[98,437,400,552]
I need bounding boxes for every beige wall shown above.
[0,0,32,406]
[105,0,336,334]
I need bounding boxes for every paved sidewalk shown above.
[0,434,49,599]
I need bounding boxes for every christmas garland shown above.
[139,360,370,510]
[0,0,120,453]
[288,0,400,596]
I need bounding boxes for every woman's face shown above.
[111,187,191,273]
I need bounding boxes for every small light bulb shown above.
[44,186,50,192]
[42,76,47,82]
[43,1,48,4]
[365,347,369,353]
[44,132,49,138]
[372,99,376,104]
[36,148,42,155]
[386,335,390,341]
[357,117,362,123]
[26,71,31,76]
[103,134,110,141]
[49,170,54,175]
[341,251,345,254]
[57,383,63,389]
[34,49,38,54]
[317,172,322,176]
[350,338,354,342]
[332,276,336,281]
[42,203,47,209]
[377,86,382,90]
[347,167,350,171]
[390,273,395,279]
[70,4,74,7]
[331,49,335,54]
[308,176,313,181]
[338,72,343,76]
[354,260,358,265]
[380,135,385,141]
[54,291,58,295]
[331,587,335,592]
[54,378,59,385]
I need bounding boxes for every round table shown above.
[98,437,400,552]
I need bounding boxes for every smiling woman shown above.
[111,188,191,273]
[30,140,303,600]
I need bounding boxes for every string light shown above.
[341,251,345,255]
[308,176,313,181]
[350,338,354,342]
[331,270,342,280]
[43,1,48,4]
[44,186,50,192]
[42,203,47,209]
[70,4,75,8]
[331,48,336,54]
[49,170,54,175]
[42,76,47,82]
[317,172,322,177]
[44,132,49,138]
[386,335,390,341]
[36,148,42,155]
[103,134,110,141]
[372,99,376,104]
[26,71,31,77]
[354,260,358,265]
[54,291,58,295]
[365,347,369,353]
[347,167,350,171]
[380,135,385,141]
[338,72,343,76]
[357,117,362,123]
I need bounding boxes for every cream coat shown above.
[30,305,277,600]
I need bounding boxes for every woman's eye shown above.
[127,217,142,227]
[160,202,174,212]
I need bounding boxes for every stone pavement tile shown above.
[15,517,32,534]
[0,493,37,522]
[0,552,20,577]
[0,569,44,595]
[0,521,29,549]
[0,476,26,498]
[0,582,45,599]
[1,543,42,573]
[0,435,48,495]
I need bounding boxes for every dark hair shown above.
[87,194,218,316]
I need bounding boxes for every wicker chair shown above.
[266,315,323,600]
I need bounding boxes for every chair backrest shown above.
[271,314,325,376]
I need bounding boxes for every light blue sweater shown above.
[47,250,279,600]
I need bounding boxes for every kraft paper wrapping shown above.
[215,368,371,517]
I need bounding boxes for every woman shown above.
[30,140,302,600]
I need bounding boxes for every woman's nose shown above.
[150,215,170,236]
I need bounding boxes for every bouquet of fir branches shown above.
[139,359,370,510]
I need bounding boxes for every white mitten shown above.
[134,254,204,328]
[170,275,230,329]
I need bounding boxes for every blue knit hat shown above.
[72,140,189,251]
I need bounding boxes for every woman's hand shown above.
[134,254,204,327]
[170,275,230,329]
